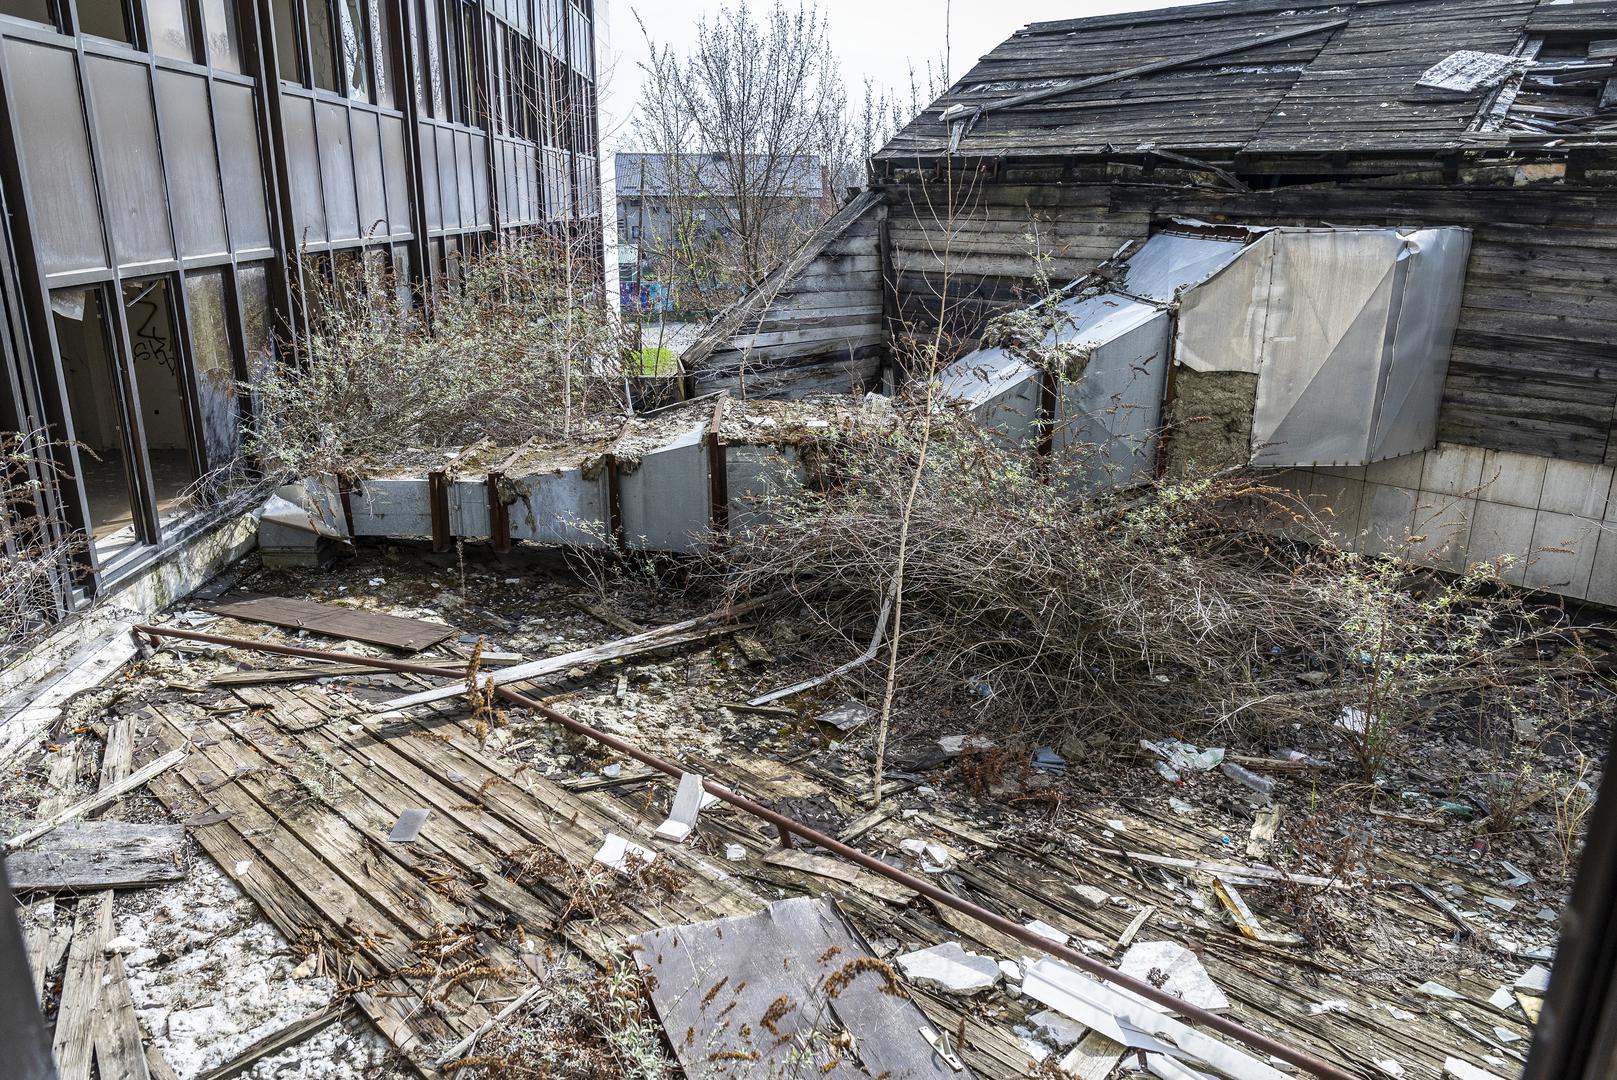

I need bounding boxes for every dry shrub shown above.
[1,429,83,650]
[446,951,674,1080]
[250,237,630,478]
[705,402,1596,765]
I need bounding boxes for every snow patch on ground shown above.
[118,858,400,1079]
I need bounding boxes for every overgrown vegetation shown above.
[705,401,1599,791]
[250,238,629,478]
[1,429,82,651]
[445,952,676,1080]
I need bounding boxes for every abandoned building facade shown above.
[0,0,603,618]
[686,0,1617,607]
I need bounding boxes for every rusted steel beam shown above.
[707,394,729,534]
[133,620,1360,1080]
[486,472,511,555]
[604,454,624,549]
[428,470,451,553]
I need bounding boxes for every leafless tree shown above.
[631,2,879,310]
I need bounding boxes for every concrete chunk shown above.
[895,942,1001,996]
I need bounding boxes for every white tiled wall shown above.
[1273,443,1617,604]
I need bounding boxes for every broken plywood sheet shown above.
[5,821,186,891]
[631,896,967,1080]
[204,594,454,651]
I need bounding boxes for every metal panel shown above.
[468,131,488,227]
[1120,228,1257,303]
[1051,298,1171,490]
[1252,229,1403,467]
[379,114,410,238]
[619,421,710,551]
[938,347,1042,449]
[632,897,966,1080]
[315,101,360,242]
[1372,228,1471,461]
[3,39,107,276]
[281,95,327,243]
[213,82,272,253]
[351,109,388,239]
[154,70,229,259]
[505,465,608,546]
[84,55,175,268]
[1175,231,1275,376]
[435,125,458,229]
[418,124,442,231]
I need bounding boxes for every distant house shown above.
[615,152,832,313]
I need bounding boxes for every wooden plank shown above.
[6,821,186,891]
[194,1004,351,1080]
[373,601,763,712]
[762,847,918,904]
[23,741,84,1005]
[205,593,455,651]
[51,898,110,1080]
[5,747,189,852]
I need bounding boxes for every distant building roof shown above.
[877,0,1617,163]
[616,152,827,199]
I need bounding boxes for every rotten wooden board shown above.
[204,593,454,651]
[5,821,186,891]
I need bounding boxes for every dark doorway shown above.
[52,285,142,562]
[121,275,198,533]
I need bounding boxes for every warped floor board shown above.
[205,594,454,651]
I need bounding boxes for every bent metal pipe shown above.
[133,621,1359,1080]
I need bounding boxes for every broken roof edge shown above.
[678,190,886,375]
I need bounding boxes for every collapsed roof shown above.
[878,0,1617,163]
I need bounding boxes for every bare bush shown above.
[703,402,1595,765]
[250,238,629,478]
[1,429,83,650]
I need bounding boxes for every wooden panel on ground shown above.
[5,821,186,891]
[204,593,455,651]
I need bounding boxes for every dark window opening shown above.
[122,276,198,532]
[271,0,302,82]
[78,0,132,43]
[0,0,55,28]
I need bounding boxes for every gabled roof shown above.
[876,0,1617,164]
[616,152,827,199]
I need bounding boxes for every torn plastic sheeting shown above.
[631,896,968,1080]
[1174,226,1470,467]
[1021,958,1294,1080]
[260,483,346,538]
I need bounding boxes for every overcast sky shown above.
[598,0,1214,153]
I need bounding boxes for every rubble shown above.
[895,942,1003,995]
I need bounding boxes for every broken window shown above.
[184,268,242,470]
[305,0,338,91]
[337,0,369,101]
[53,286,142,560]
[367,0,394,107]
[123,277,198,527]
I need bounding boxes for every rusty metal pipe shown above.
[134,621,1357,1080]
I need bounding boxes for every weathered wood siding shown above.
[878,163,1617,465]
[1118,178,1617,466]
[685,192,887,398]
